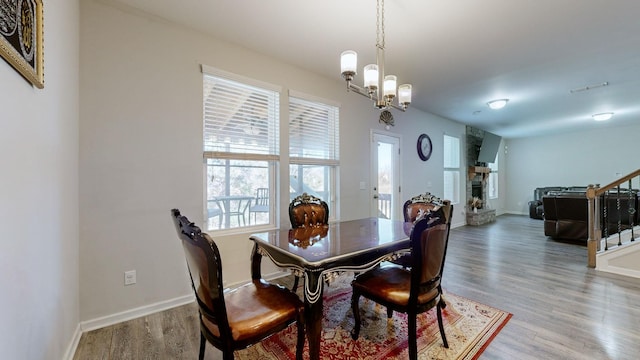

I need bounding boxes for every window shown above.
[202,66,280,231]
[443,135,460,204]
[289,92,339,220]
[488,153,499,199]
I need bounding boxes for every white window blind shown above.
[201,67,280,231]
[203,74,279,159]
[289,96,339,165]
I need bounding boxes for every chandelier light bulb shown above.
[384,75,397,98]
[364,64,379,90]
[398,84,412,105]
[340,50,357,78]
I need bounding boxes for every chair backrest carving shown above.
[289,192,329,228]
[403,192,445,223]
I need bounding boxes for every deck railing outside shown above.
[378,193,392,219]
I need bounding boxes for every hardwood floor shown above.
[73,215,640,359]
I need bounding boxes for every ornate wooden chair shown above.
[403,192,445,223]
[289,192,329,228]
[351,201,453,360]
[391,192,446,268]
[288,193,329,291]
[171,209,305,360]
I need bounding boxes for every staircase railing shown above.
[586,169,640,267]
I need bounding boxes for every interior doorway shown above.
[370,131,401,220]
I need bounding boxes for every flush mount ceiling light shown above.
[340,0,411,114]
[592,112,614,121]
[487,99,509,110]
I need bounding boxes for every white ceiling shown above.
[109,0,640,138]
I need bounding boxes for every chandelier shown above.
[340,0,411,112]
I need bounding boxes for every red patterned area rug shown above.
[237,279,512,360]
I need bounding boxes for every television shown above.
[477,131,501,164]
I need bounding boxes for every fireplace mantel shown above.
[468,166,490,182]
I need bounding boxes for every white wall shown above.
[505,123,640,214]
[394,114,467,227]
[0,1,80,359]
[79,0,465,322]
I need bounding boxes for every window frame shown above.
[288,90,340,222]
[202,65,281,234]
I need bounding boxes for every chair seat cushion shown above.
[352,266,439,307]
[202,279,303,343]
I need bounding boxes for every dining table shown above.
[249,217,413,360]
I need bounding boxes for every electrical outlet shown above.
[124,270,136,286]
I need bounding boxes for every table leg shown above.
[304,271,324,360]
[253,242,323,359]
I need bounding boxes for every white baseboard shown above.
[66,268,355,358]
[78,271,287,334]
[80,294,194,333]
[63,323,82,360]
[69,295,193,359]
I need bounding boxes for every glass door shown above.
[370,131,401,220]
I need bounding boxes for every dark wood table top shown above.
[250,217,413,268]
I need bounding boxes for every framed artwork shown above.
[0,0,44,88]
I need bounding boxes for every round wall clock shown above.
[417,133,432,161]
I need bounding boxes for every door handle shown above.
[373,194,379,199]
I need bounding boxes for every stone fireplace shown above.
[465,126,496,225]
[466,166,490,207]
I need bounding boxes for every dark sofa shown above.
[542,192,589,240]
[542,189,640,240]
[528,186,564,219]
